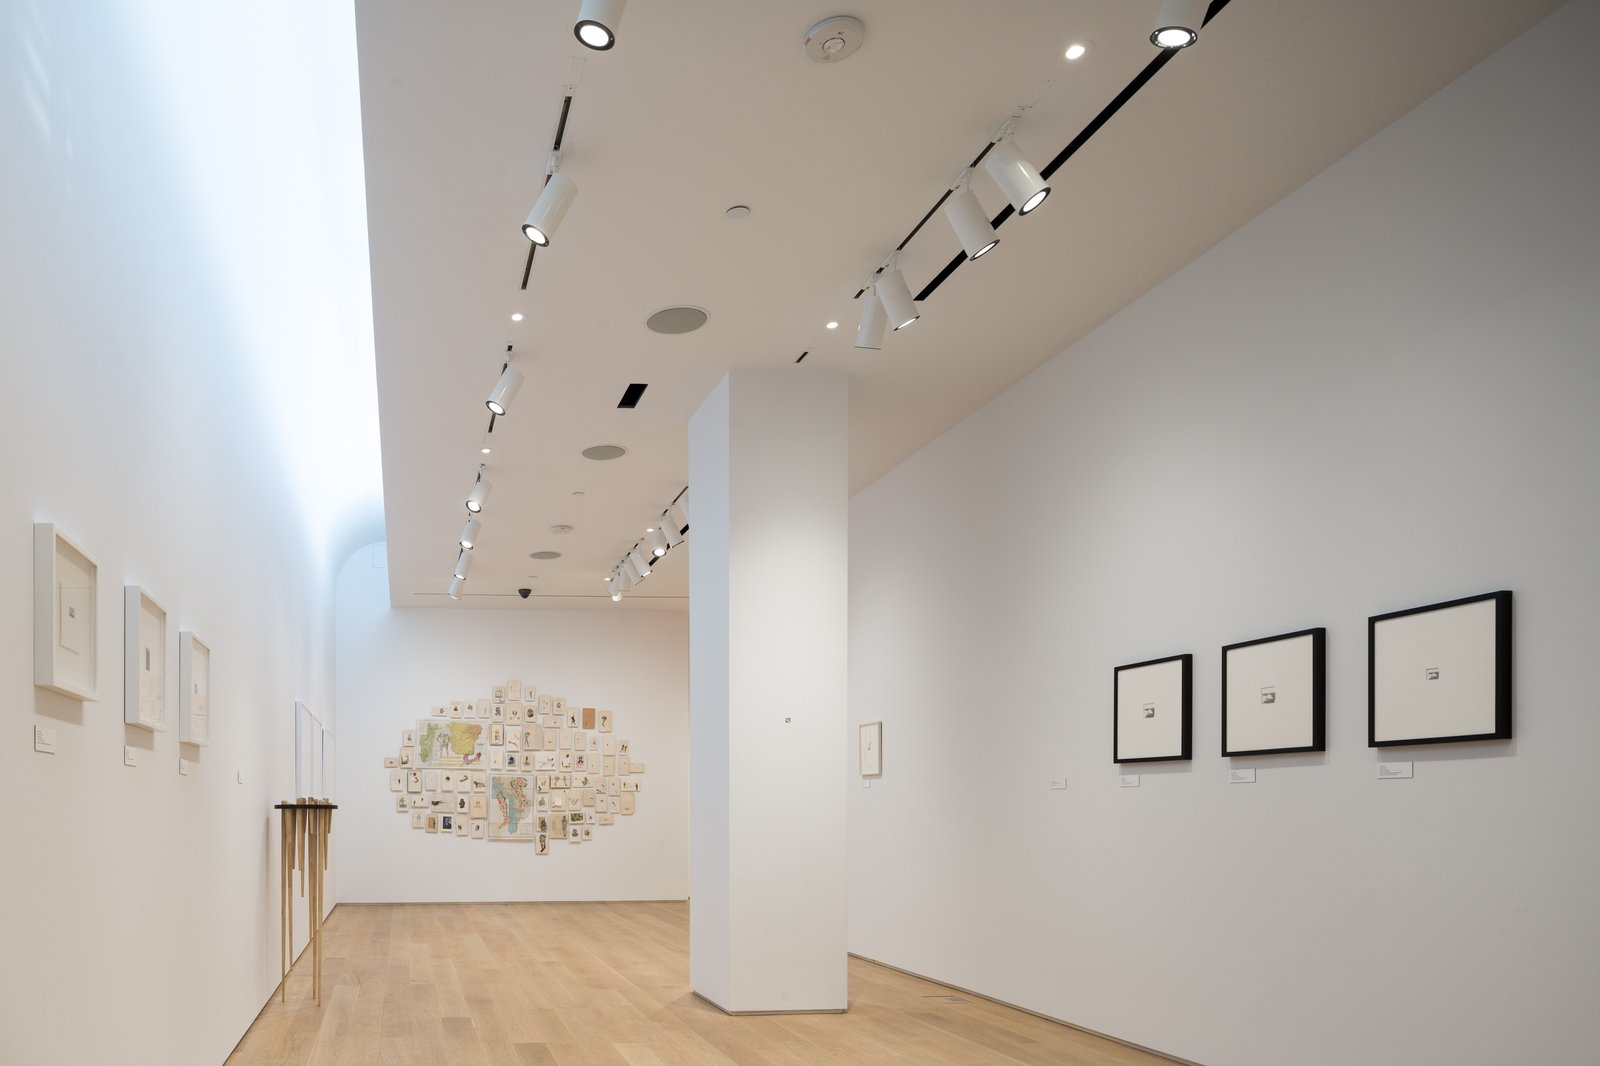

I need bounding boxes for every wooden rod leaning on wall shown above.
[274,800,338,1005]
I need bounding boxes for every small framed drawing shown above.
[179,631,211,746]
[859,722,883,777]
[1222,628,1325,756]
[1113,653,1192,763]
[33,523,99,701]
[1370,590,1512,746]
[124,586,168,731]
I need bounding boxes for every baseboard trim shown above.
[335,898,689,906]
[847,952,1204,1066]
[692,990,848,1017]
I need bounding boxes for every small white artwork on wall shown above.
[859,721,883,777]
[178,631,211,746]
[33,524,100,701]
[124,586,168,731]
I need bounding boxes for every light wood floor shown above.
[227,901,1168,1066]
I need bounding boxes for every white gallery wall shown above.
[847,5,1600,1066]
[0,3,379,1065]
[336,545,689,902]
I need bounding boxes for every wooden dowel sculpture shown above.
[275,799,336,1004]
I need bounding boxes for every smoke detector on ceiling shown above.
[805,16,865,63]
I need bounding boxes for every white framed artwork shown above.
[859,721,882,776]
[124,586,168,731]
[1370,591,1512,746]
[33,523,99,701]
[178,631,211,746]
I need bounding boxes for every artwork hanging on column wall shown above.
[1221,628,1326,756]
[382,678,644,853]
[33,523,99,701]
[179,631,211,746]
[123,586,168,731]
[859,721,882,776]
[1113,653,1192,763]
[1369,590,1512,746]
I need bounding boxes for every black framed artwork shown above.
[1221,628,1326,756]
[1113,653,1192,763]
[1369,590,1512,747]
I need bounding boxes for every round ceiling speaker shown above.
[804,16,865,63]
[646,306,708,334]
[529,550,563,560]
[581,444,627,461]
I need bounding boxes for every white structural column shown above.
[688,371,849,1013]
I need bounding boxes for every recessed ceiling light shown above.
[548,525,573,535]
[480,445,492,455]
[1063,41,1090,61]
[529,550,562,560]
[510,312,524,322]
[725,204,751,220]
[825,321,839,330]
[582,444,627,461]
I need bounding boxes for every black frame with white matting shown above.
[1369,590,1512,747]
[1221,627,1326,756]
[1113,653,1193,763]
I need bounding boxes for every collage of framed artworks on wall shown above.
[33,522,216,757]
[1113,590,1513,763]
[384,680,643,855]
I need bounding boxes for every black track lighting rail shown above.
[520,93,576,291]
[852,0,1233,307]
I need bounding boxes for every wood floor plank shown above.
[227,902,1170,1066]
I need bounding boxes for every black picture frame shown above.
[1221,627,1327,757]
[1368,590,1512,747]
[1113,653,1192,763]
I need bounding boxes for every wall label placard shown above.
[1229,768,1257,784]
[33,725,57,754]
[1377,762,1414,779]
[1119,774,1141,788]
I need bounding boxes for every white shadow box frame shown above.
[1113,653,1192,763]
[124,586,168,731]
[1369,590,1512,746]
[33,523,99,701]
[179,631,211,746]
[1222,628,1326,756]
[859,721,883,777]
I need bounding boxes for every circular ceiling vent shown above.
[529,550,562,560]
[804,16,865,63]
[582,444,627,461]
[646,306,708,335]
[548,525,573,535]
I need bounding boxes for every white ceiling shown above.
[356,0,1558,610]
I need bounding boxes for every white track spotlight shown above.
[1151,0,1206,49]
[854,289,887,350]
[608,576,623,602]
[459,518,481,551]
[615,565,634,592]
[668,498,688,530]
[453,550,472,580]
[875,269,920,331]
[944,185,1000,260]
[621,554,643,583]
[486,364,524,416]
[448,576,464,600]
[522,172,578,246]
[984,139,1051,215]
[466,469,491,514]
[649,527,670,557]
[575,0,625,50]
[661,516,683,549]
[627,547,653,579]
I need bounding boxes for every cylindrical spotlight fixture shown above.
[628,547,653,579]
[466,476,491,513]
[486,364,524,416]
[668,499,688,530]
[662,517,683,549]
[854,289,887,350]
[448,576,464,600]
[453,550,472,580]
[621,554,643,583]
[459,518,481,550]
[985,140,1050,215]
[944,187,1000,260]
[649,528,670,557]
[875,269,920,331]
[608,577,623,602]
[615,565,634,591]
[522,172,578,246]
[1151,0,1206,49]
[575,0,625,50]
